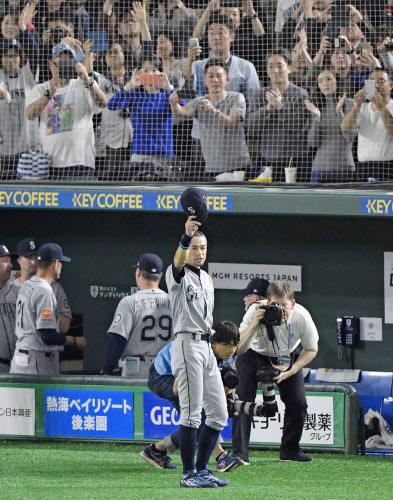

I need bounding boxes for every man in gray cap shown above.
[14,237,73,335]
[103,253,173,379]
[0,244,18,372]
[25,43,107,180]
[10,243,83,375]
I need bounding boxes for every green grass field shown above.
[0,441,392,500]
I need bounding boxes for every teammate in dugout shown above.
[102,253,172,378]
[13,237,74,336]
[10,243,79,375]
[165,187,229,488]
[140,320,243,472]
[236,281,319,463]
[0,244,18,373]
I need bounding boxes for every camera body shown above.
[385,43,393,51]
[221,363,239,389]
[52,26,69,45]
[256,366,280,384]
[259,301,284,326]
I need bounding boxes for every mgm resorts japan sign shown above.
[208,263,302,291]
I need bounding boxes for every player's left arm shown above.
[173,215,201,272]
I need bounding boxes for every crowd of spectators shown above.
[0,0,392,182]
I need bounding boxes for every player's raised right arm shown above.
[173,216,201,272]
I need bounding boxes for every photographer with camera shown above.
[140,320,243,474]
[233,281,318,463]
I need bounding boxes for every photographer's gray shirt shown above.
[247,82,310,160]
[240,301,319,357]
[187,91,250,173]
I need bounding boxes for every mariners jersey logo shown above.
[90,286,99,298]
[185,285,203,301]
[114,312,122,324]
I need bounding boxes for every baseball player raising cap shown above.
[165,187,229,488]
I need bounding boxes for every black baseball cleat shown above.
[280,452,312,462]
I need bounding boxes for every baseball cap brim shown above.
[60,255,71,262]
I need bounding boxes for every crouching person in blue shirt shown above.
[140,320,243,472]
[107,55,177,179]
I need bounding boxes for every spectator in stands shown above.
[184,14,259,175]
[0,39,39,174]
[26,43,107,180]
[170,60,250,179]
[35,0,71,36]
[145,0,199,59]
[107,54,176,179]
[247,48,310,182]
[304,69,355,182]
[192,0,267,79]
[117,3,153,70]
[278,0,333,58]
[86,40,133,179]
[155,30,185,89]
[39,10,78,82]
[307,37,355,97]
[67,0,90,42]
[1,4,39,75]
[341,69,393,182]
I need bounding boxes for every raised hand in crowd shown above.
[83,39,95,74]
[19,1,37,31]
[157,71,174,91]
[378,37,393,55]
[124,68,142,91]
[336,93,347,113]
[360,50,382,71]
[265,89,283,110]
[347,3,363,24]
[314,36,330,65]
[304,99,321,120]
[317,1,333,23]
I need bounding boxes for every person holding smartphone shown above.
[107,54,178,179]
[341,69,393,182]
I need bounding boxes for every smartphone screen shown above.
[140,74,161,86]
[189,38,200,47]
[364,79,376,99]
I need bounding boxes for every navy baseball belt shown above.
[175,333,211,342]
[0,356,10,365]
[19,349,52,358]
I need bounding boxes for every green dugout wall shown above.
[1,183,392,371]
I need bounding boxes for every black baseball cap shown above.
[134,253,163,274]
[37,243,71,262]
[181,187,208,224]
[17,238,41,257]
[238,278,270,297]
[0,244,18,259]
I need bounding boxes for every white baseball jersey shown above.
[240,301,319,357]
[14,278,72,319]
[107,288,173,358]
[0,284,18,360]
[165,264,214,335]
[14,276,59,352]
